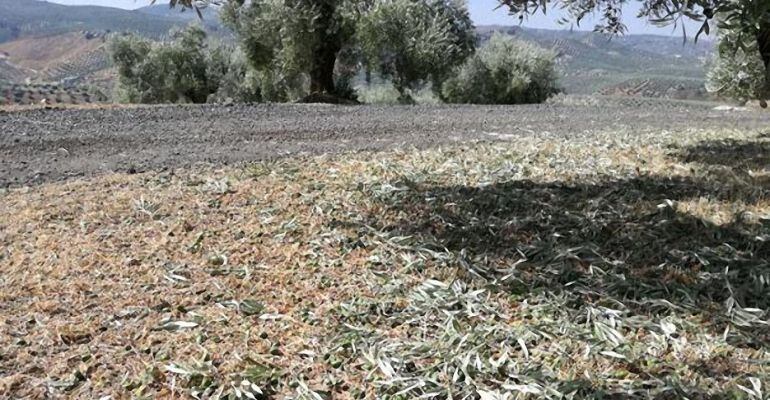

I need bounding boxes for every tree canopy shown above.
[496,0,770,102]
[357,0,476,102]
[110,24,262,104]
[162,0,769,103]
[110,26,223,103]
[217,0,362,101]
[188,0,474,102]
[441,32,559,104]
[707,27,768,102]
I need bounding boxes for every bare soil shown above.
[1,100,769,187]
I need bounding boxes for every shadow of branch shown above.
[364,172,770,345]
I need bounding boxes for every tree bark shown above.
[308,0,341,95]
[309,41,340,95]
[758,24,770,106]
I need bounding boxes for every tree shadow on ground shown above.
[365,172,770,345]
[348,140,770,397]
[677,136,770,171]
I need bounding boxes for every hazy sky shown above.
[44,0,698,35]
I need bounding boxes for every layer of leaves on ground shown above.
[1,126,769,399]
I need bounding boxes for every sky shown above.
[44,0,698,35]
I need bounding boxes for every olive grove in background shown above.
[126,0,769,105]
[113,0,565,105]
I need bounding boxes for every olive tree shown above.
[110,25,248,104]
[441,33,559,104]
[207,47,262,103]
[216,0,363,101]
[497,0,770,104]
[110,33,157,103]
[357,0,476,103]
[157,0,474,102]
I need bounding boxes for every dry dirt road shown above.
[1,100,769,187]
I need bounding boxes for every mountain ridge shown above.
[0,0,183,43]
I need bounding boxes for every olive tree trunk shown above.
[309,41,340,95]
[758,25,770,105]
[308,0,341,95]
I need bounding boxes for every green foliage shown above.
[496,0,760,39]
[220,0,361,101]
[109,34,152,103]
[220,0,294,101]
[497,0,770,102]
[110,25,257,104]
[441,33,559,104]
[207,47,262,103]
[213,0,478,103]
[707,29,768,103]
[357,0,475,103]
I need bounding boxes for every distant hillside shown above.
[137,3,228,35]
[138,3,219,20]
[0,1,229,83]
[0,53,27,83]
[478,25,714,98]
[0,0,181,43]
[0,0,232,103]
[0,31,112,84]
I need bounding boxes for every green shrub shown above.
[110,25,259,104]
[109,33,151,102]
[441,33,559,104]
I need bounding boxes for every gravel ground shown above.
[1,99,769,187]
